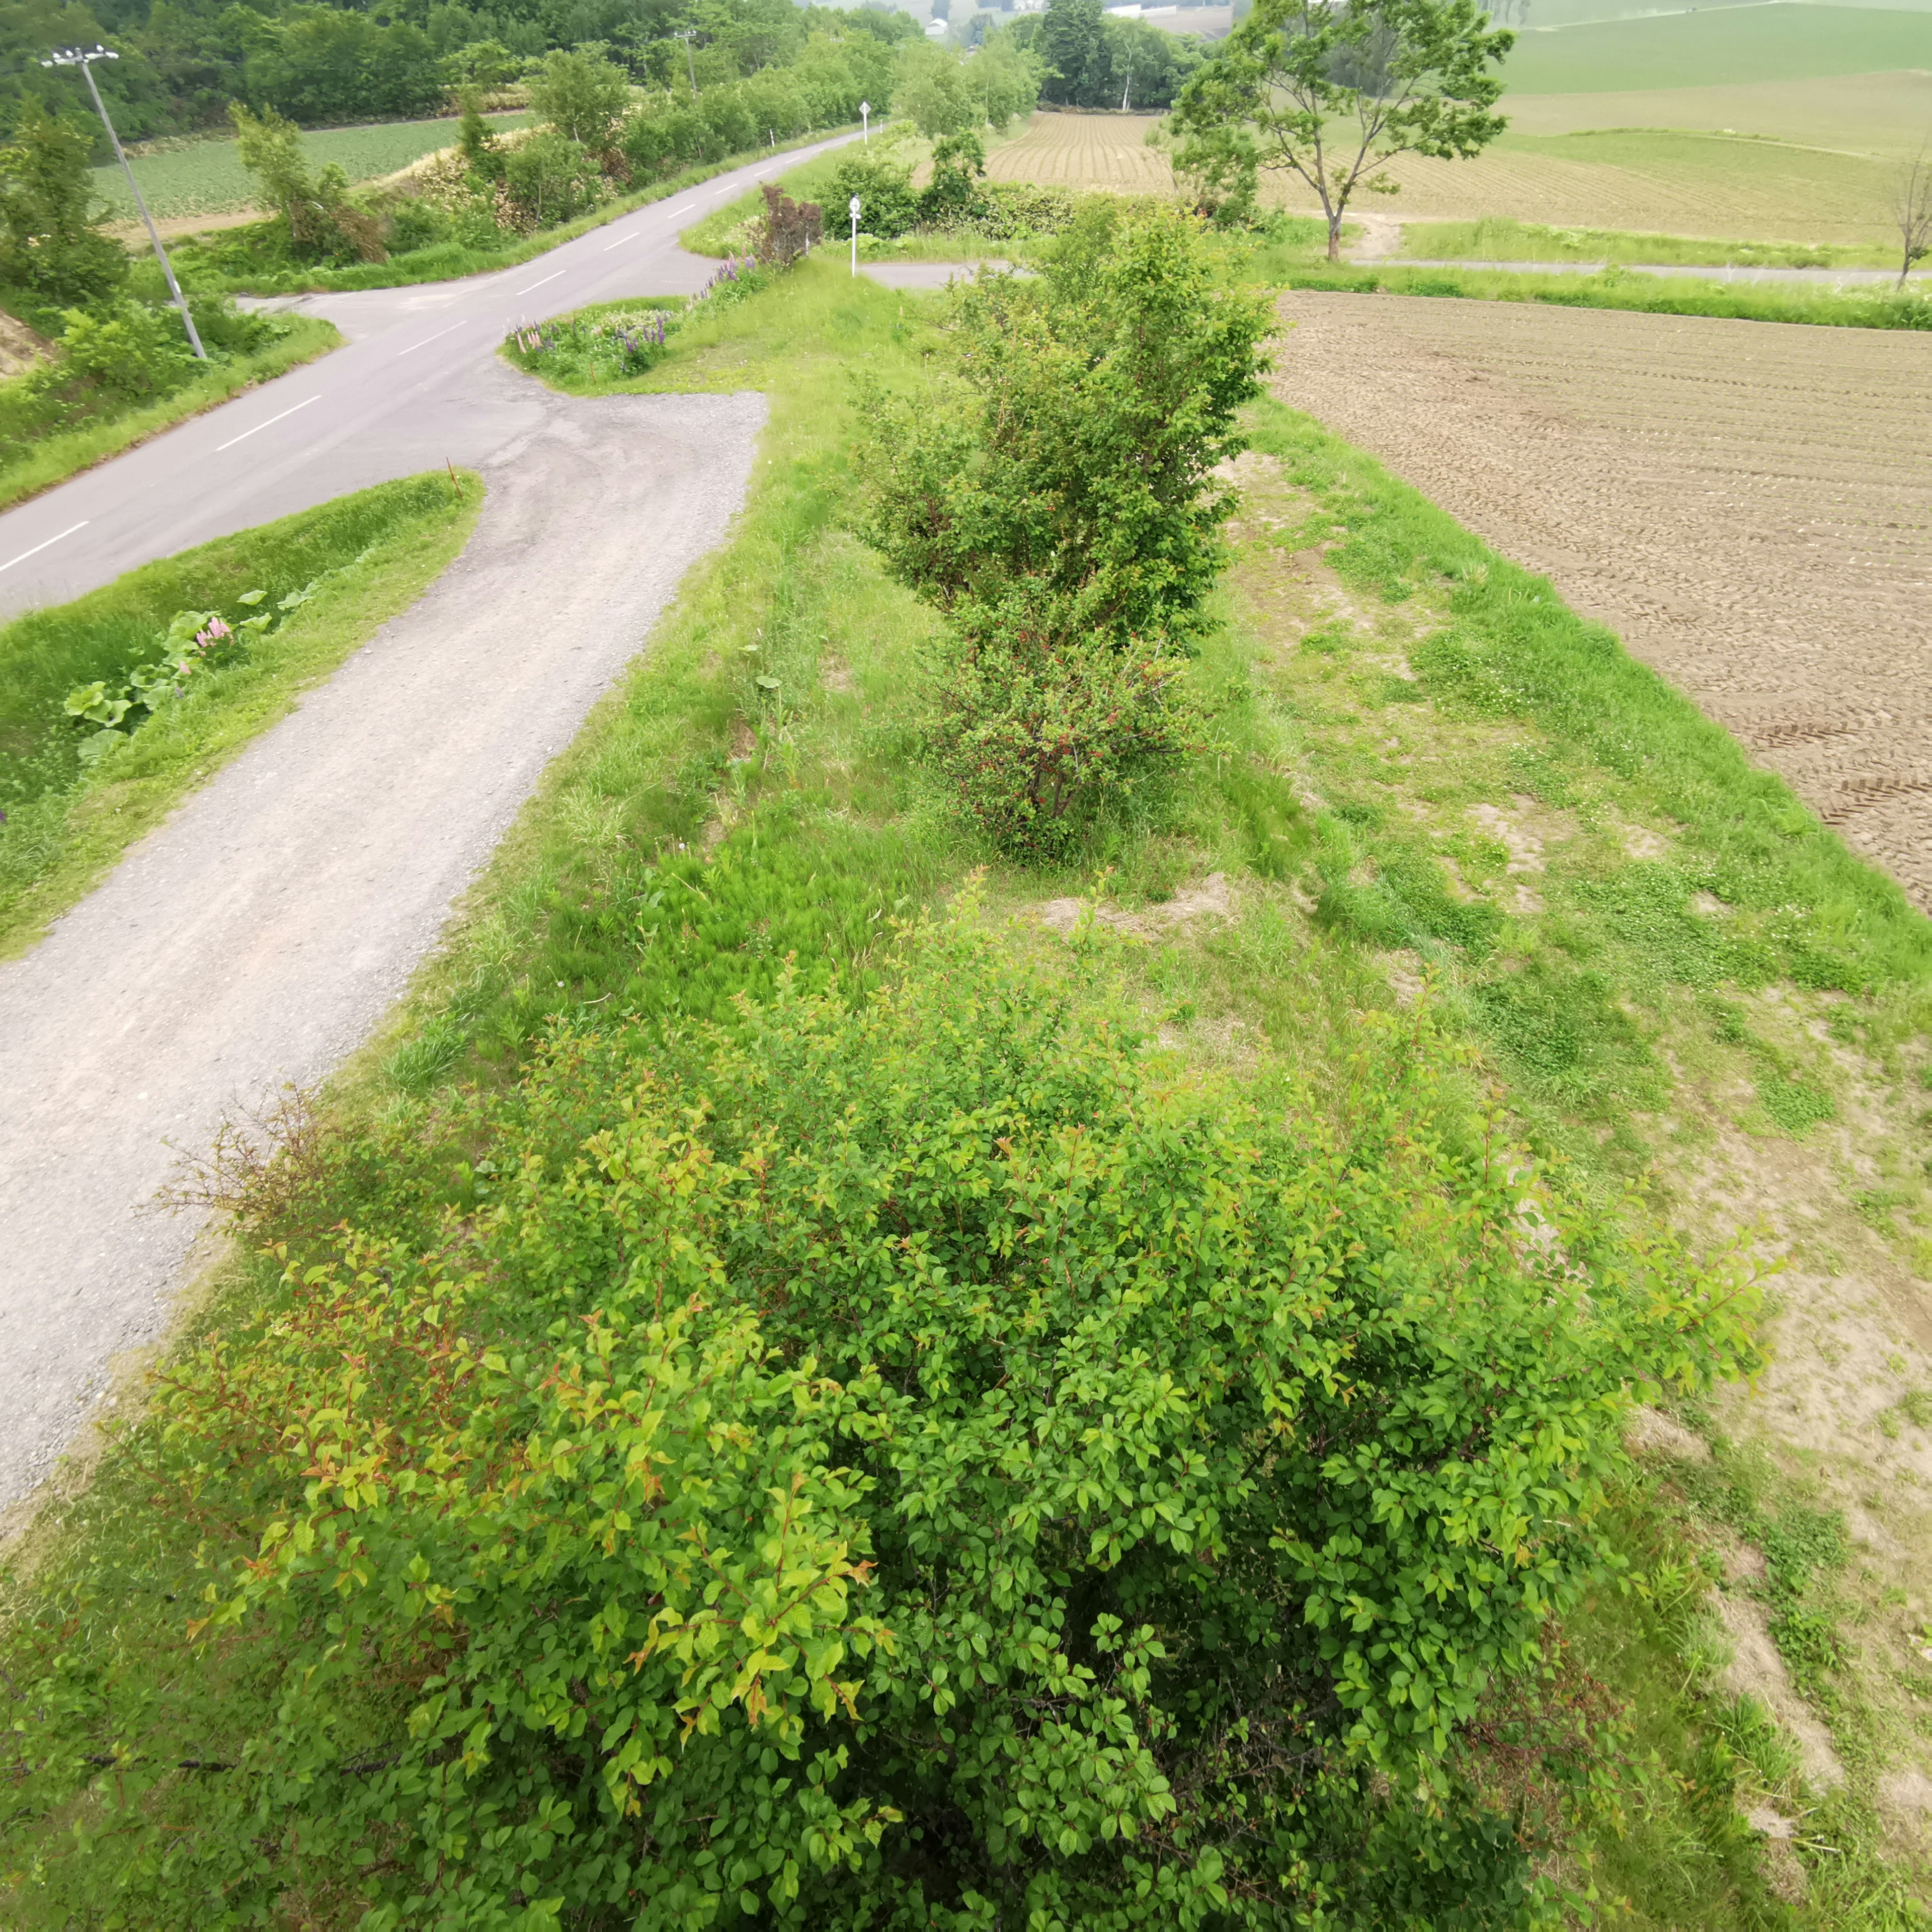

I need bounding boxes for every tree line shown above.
[0,0,915,145]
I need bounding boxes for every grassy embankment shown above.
[1275,256,1931,327]
[0,314,341,514]
[165,122,863,296]
[1398,217,1906,273]
[4,258,1930,1920]
[0,471,478,957]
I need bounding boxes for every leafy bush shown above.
[0,101,128,308]
[503,128,603,227]
[51,301,196,404]
[59,582,320,762]
[925,587,1200,855]
[918,128,990,225]
[857,201,1273,652]
[2,916,1760,1925]
[753,182,824,268]
[825,150,922,239]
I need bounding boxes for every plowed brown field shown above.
[1273,291,1932,904]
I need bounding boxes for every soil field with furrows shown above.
[983,111,1176,192]
[1272,290,1932,905]
[988,108,1902,244]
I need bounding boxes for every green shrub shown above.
[52,300,196,404]
[925,594,1200,855]
[825,150,922,238]
[858,202,1274,652]
[4,916,1761,1925]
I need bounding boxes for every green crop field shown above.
[1505,69,1932,160]
[90,112,529,225]
[1501,4,1932,95]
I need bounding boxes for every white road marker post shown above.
[43,44,206,360]
[850,195,861,277]
[860,99,870,145]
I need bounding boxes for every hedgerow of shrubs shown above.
[857,200,1274,854]
[3,901,1760,1925]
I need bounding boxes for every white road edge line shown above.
[396,320,464,357]
[0,520,89,576]
[215,395,318,453]
[513,270,565,296]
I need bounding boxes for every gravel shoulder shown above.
[0,370,766,1513]
[1272,289,1932,907]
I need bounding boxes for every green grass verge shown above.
[1399,216,1905,273]
[5,255,1928,1919]
[0,470,478,958]
[0,316,340,515]
[1283,260,1932,329]
[176,123,860,296]
[96,113,531,224]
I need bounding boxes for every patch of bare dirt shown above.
[1713,1590,1848,1790]
[1037,872,1235,939]
[1272,292,1932,908]
[0,309,50,379]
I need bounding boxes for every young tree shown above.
[0,100,127,308]
[229,102,385,261]
[892,38,978,135]
[1893,142,1932,291]
[528,47,633,166]
[751,180,823,265]
[919,128,987,222]
[857,201,1274,650]
[1171,0,1512,261]
[456,86,505,180]
[1034,0,1108,106]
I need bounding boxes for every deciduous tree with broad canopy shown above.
[1169,0,1513,260]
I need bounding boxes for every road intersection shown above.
[0,134,857,617]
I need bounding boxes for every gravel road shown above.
[0,369,766,1515]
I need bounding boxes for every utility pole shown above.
[675,29,698,102]
[43,44,206,360]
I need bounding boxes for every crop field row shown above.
[988,110,1906,246]
[91,112,529,224]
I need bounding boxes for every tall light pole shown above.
[674,29,698,102]
[43,44,206,361]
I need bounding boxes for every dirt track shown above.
[1273,291,1932,906]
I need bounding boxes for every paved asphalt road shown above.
[0,133,856,618]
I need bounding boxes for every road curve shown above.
[0,143,852,1516]
[0,135,854,616]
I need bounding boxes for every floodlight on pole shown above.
[42,44,206,361]
[859,99,870,144]
[849,195,861,276]
[674,29,698,101]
